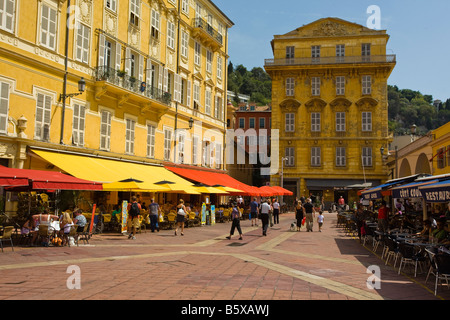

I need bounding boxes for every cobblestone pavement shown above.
[0,212,448,305]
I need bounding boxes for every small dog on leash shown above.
[290,221,297,231]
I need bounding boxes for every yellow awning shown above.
[31,149,200,194]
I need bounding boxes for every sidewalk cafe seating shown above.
[77,224,91,245]
[65,225,78,247]
[0,226,14,252]
[397,242,427,277]
[430,253,450,296]
[37,224,52,247]
[167,212,176,229]
[137,213,148,234]
[384,237,400,267]
[186,212,196,228]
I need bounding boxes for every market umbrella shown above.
[102,178,170,192]
[154,180,201,195]
[212,185,245,194]
[193,183,229,194]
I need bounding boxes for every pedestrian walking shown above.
[317,211,324,232]
[295,201,304,232]
[260,200,271,236]
[377,200,389,233]
[175,199,187,236]
[226,203,243,240]
[268,199,274,227]
[250,197,259,227]
[127,196,141,240]
[303,198,315,232]
[272,198,280,224]
[149,198,161,232]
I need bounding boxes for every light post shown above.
[59,0,86,145]
[280,156,288,207]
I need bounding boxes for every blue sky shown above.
[214,0,450,101]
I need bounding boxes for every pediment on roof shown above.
[283,18,384,38]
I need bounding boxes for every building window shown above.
[192,135,199,165]
[181,0,189,14]
[40,4,57,50]
[125,119,135,154]
[286,46,295,63]
[362,43,371,60]
[285,113,295,132]
[249,118,255,129]
[151,9,160,40]
[286,78,295,96]
[437,147,446,169]
[0,0,15,33]
[285,147,295,167]
[362,75,372,95]
[76,23,90,64]
[167,21,175,49]
[311,147,321,167]
[206,50,212,73]
[311,45,320,62]
[215,95,222,120]
[259,118,265,129]
[105,0,117,12]
[35,93,52,141]
[336,147,346,167]
[194,42,201,66]
[336,76,345,95]
[164,129,172,161]
[205,88,211,116]
[447,146,450,167]
[130,0,140,27]
[100,110,111,150]
[72,104,85,146]
[362,147,373,167]
[311,77,321,96]
[217,56,223,79]
[177,134,185,164]
[311,113,321,132]
[362,112,372,132]
[336,112,346,132]
[181,30,189,58]
[215,143,222,169]
[147,124,156,158]
[238,118,245,129]
[336,44,345,61]
[0,82,10,134]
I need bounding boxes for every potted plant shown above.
[117,69,126,77]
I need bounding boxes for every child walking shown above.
[317,211,324,232]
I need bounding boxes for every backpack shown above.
[129,202,140,217]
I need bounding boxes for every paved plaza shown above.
[0,212,448,306]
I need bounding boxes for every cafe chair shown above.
[384,237,400,267]
[425,247,438,285]
[77,224,91,245]
[65,225,78,247]
[397,242,427,277]
[431,254,450,296]
[0,226,15,252]
[37,225,52,246]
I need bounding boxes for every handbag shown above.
[159,214,164,223]
[302,217,306,226]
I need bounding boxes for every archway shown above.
[415,153,432,175]
[399,158,412,177]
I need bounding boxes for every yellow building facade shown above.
[264,18,396,206]
[0,0,233,173]
[430,122,450,176]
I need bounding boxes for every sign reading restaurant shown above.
[423,190,450,202]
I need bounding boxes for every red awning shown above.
[0,166,103,191]
[0,177,29,187]
[166,166,258,196]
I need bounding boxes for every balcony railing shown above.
[264,55,396,67]
[193,18,223,45]
[95,66,171,105]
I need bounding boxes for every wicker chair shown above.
[0,226,14,252]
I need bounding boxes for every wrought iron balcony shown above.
[192,18,223,47]
[265,54,396,67]
[95,66,171,105]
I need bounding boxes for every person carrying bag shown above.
[175,199,187,236]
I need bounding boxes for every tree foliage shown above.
[388,85,449,136]
[227,62,272,105]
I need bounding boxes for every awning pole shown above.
[422,198,427,221]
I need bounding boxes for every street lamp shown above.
[59,1,86,145]
[280,156,288,206]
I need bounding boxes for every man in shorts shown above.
[127,196,141,240]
